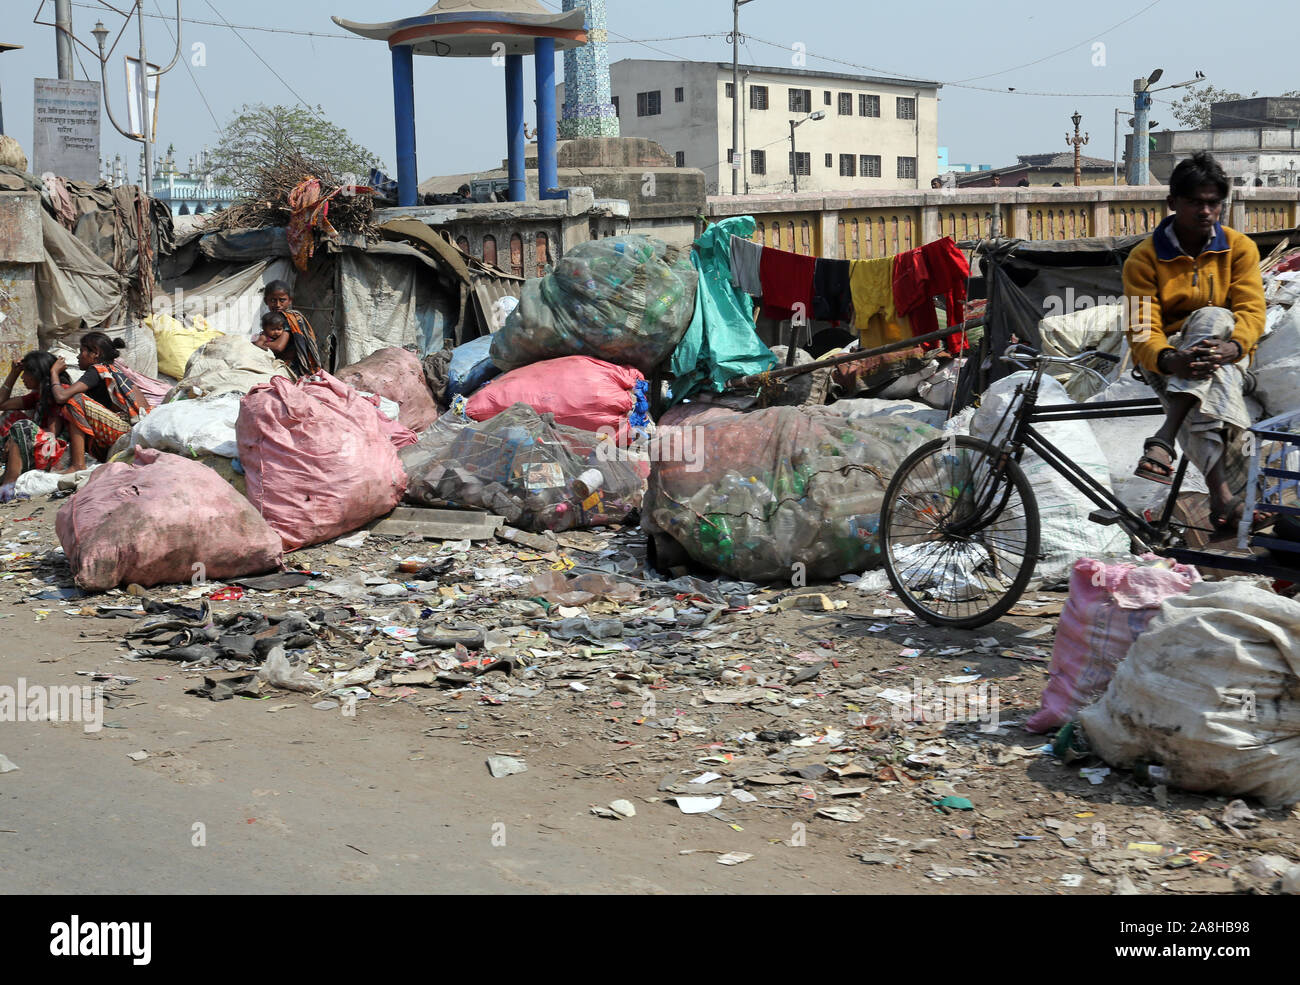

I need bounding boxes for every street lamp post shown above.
[1066,110,1089,187]
[789,110,824,193]
[730,0,756,196]
[1127,68,1204,185]
[90,2,183,194]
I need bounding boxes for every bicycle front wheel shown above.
[880,435,1041,628]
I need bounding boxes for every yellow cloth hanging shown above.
[850,257,910,350]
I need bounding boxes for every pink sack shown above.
[335,347,439,433]
[465,356,647,441]
[56,447,282,591]
[114,360,171,408]
[1025,556,1201,733]
[237,372,409,551]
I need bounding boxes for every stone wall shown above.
[0,192,43,370]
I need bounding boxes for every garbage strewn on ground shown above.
[11,174,1300,895]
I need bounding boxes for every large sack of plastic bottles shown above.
[490,235,698,376]
[399,404,647,533]
[643,405,938,581]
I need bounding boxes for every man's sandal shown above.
[1134,437,1177,485]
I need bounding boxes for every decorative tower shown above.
[559,0,619,138]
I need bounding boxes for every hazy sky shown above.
[1,0,1290,181]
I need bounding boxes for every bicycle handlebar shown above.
[1000,344,1121,367]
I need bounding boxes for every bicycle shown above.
[878,343,1204,628]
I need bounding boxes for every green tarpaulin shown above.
[668,215,776,404]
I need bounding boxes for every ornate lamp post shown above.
[1066,110,1089,187]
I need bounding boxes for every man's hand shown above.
[1164,347,1217,381]
[1192,338,1241,367]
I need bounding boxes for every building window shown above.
[482,235,497,268]
[726,148,734,164]
[860,154,881,177]
[611,95,619,116]
[725,82,734,99]
[509,234,524,277]
[636,91,662,117]
[824,91,832,105]
[897,156,917,179]
[838,92,853,116]
[789,88,812,113]
[535,232,550,277]
[788,151,810,176]
[675,87,684,103]
[825,153,833,168]
[839,154,856,177]
[750,149,767,175]
[749,85,768,110]
[896,96,916,120]
[859,94,880,117]
[675,151,685,167]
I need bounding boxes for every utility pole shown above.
[1066,110,1089,187]
[730,0,755,196]
[135,2,153,193]
[1113,108,1121,185]
[789,110,824,194]
[0,43,21,135]
[55,0,74,80]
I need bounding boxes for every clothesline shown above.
[726,233,974,355]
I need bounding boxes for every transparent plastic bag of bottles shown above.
[644,405,939,581]
[490,235,699,376]
[399,404,646,532]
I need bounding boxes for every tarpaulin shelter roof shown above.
[332,0,588,57]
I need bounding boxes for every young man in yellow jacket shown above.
[1123,151,1265,532]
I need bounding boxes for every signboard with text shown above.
[33,78,101,182]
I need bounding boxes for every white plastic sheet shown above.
[1081,581,1300,806]
[970,373,1131,586]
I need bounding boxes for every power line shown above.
[947,0,1165,84]
[201,0,325,120]
[740,35,1131,98]
[533,0,695,61]
[70,1,364,40]
[153,0,220,132]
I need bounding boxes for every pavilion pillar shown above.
[505,53,526,202]
[534,37,559,199]
[391,44,418,207]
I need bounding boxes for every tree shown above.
[208,103,384,191]
[1169,85,1300,130]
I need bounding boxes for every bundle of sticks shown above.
[211,151,376,235]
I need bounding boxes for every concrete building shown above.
[1141,97,1300,187]
[563,59,939,196]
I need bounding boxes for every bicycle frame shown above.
[965,363,1188,552]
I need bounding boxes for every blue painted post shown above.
[534,37,559,199]
[391,45,418,207]
[505,53,526,202]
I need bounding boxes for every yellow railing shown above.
[1107,203,1162,237]
[751,212,822,256]
[1242,201,1297,234]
